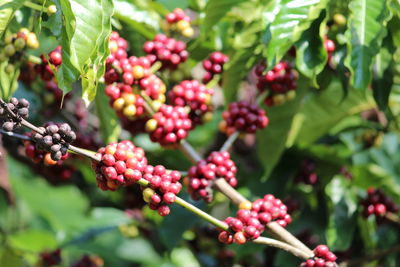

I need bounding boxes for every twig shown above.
[150,61,162,73]
[0,129,31,141]
[384,212,400,227]
[179,139,202,163]
[23,1,49,13]
[220,131,239,152]
[253,237,311,260]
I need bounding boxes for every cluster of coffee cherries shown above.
[39,249,62,267]
[24,131,69,165]
[0,28,39,73]
[361,188,399,218]
[145,105,192,146]
[218,194,291,245]
[92,141,148,191]
[186,151,237,203]
[219,101,268,135]
[143,34,188,69]
[202,52,229,83]
[255,61,298,106]
[324,38,335,63]
[141,165,182,216]
[300,245,337,267]
[295,159,319,185]
[168,80,214,126]
[0,97,29,131]
[32,123,76,161]
[72,255,104,267]
[164,8,194,38]
[34,46,62,81]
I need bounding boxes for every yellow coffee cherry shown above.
[143,188,155,202]
[122,93,136,105]
[286,90,296,101]
[4,44,15,56]
[333,14,346,27]
[132,65,144,79]
[159,84,167,94]
[109,40,118,54]
[202,112,213,123]
[151,100,163,111]
[219,120,227,133]
[26,32,39,49]
[123,104,136,118]
[176,20,190,31]
[182,27,194,38]
[158,94,166,103]
[113,98,125,111]
[145,119,158,132]
[272,94,286,105]
[47,5,57,16]
[239,201,253,210]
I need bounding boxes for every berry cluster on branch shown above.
[255,61,298,106]
[187,151,237,202]
[220,100,269,135]
[34,46,62,81]
[300,245,337,267]
[0,97,29,131]
[144,34,188,69]
[164,8,194,38]
[218,194,291,245]
[361,188,398,218]
[167,80,214,126]
[202,52,229,83]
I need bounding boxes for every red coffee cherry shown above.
[324,37,335,63]
[92,141,147,191]
[145,104,192,146]
[202,51,229,83]
[295,159,319,185]
[220,100,268,135]
[255,61,298,106]
[168,80,214,126]
[34,46,62,81]
[143,34,188,69]
[301,245,337,266]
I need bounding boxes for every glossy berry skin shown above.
[202,52,229,83]
[145,104,192,146]
[361,188,398,218]
[34,46,62,81]
[187,151,237,203]
[168,80,214,126]
[220,100,268,135]
[92,141,147,191]
[143,34,188,69]
[255,61,298,106]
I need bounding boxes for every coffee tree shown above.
[0,0,399,266]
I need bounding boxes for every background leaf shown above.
[0,0,25,36]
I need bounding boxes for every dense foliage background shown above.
[0,0,400,266]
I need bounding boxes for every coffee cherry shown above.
[47,5,57,15]
[168,80,214,126]
[255,61,298,106]
[233,232,246,244]
[301,245,338,266]
[164,9,194,38]
[202,52,229,83]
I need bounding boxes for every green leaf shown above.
[257,77,308,180]
[0,61,20,99]
[263,0,328,66]
[344,0,390,90]
[58,0,114,103]
[372,34,395,110]
[9,230,58,253]
[222,50,254,105]
[8,157,89,231]
[42,0,63,36]
[113,0,160,40]
[295,12,328,86]
[0,248,24,267]
[116,238,162,265]
[95,85,121,143]
[294,79,375,145]
[325,176,357,250]
[0,0,25,36]
[203,0,247,31]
